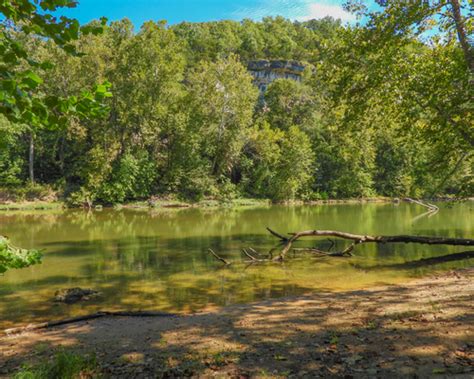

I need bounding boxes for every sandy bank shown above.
[1,268,473,377]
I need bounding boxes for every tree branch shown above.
[208,248,231,265]
[404,198,439,212]
[270,228,474,261]
[266,227,289,242]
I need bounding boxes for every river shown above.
[0,202,472,328]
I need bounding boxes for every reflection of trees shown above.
[2,203,472,248]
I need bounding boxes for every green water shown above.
[1,203,473,328]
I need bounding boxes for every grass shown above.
[0,198,270,214]
[13,351,99,379]
[0,202,63,211]
[364,320,379,330]
[115,198,270,210]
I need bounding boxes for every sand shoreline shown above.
[1,268,473,377]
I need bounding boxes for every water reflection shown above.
[0,203,472,327]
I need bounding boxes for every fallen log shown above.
[273,229,474,261]
[3,311,177,336]
[208,228,474,265]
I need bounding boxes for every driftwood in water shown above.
[4,311,176,336]
[404,198,439,212]
[273,229,474,261]
[209,227,474,264]
[208,248,231,265]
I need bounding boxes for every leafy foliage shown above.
[0,0,472,208]
[1,0,111,273]
[0,1,110,128]
[0,236,42,274]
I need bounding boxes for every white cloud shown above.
[232,0,356,24]
[298,2,356,22]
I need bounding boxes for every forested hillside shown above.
[1,4,472,205]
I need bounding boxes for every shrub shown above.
[0,183,57,202]
[179,167,216,202]
[96,152,157,204]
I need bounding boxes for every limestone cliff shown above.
[247,60,305,92]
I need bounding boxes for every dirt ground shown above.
[1,268,473,378]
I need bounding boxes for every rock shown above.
[54,287,100,304]
[247,59,306,93]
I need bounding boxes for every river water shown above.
[0,202,472,328]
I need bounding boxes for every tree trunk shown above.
[273,229,474,261]
[449,0,474,75]
[209,228,474,265]
[29,133,35,184]
[59,135,65,175]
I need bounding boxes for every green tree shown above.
[264,79,317,132]
[242,121,284,198]
[187,54,258,192]
[0,0,109,272]
[339,0,473,196]
[271,126,314,201]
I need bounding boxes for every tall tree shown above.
[188,54,258,180]
[0,0,110,272]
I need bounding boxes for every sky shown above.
[57,0,358,27]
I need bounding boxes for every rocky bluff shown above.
[247,60,305,93]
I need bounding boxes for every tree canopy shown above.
[0,0,472,208]
[1,0,111,272]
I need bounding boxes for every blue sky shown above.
[58,0,358,27]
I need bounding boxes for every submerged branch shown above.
[208,248,231,265]
[208,227,473,265]
[404,197,439,213]
[242,249,269,262]
[351,250,474,271]
[266,227,289,242]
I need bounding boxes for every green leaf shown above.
[22,71,43,89]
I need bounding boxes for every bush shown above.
[0,183,57,202]
[66,187,95,208]
[179,167,216,202]
[96,152,157,204]
[23,183,58,201]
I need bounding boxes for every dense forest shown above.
[1,2,472,205]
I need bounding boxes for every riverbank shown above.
[0,201,64,211]
[1,196,464,211]
[1,268,472,378]
[0,198,272,211]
